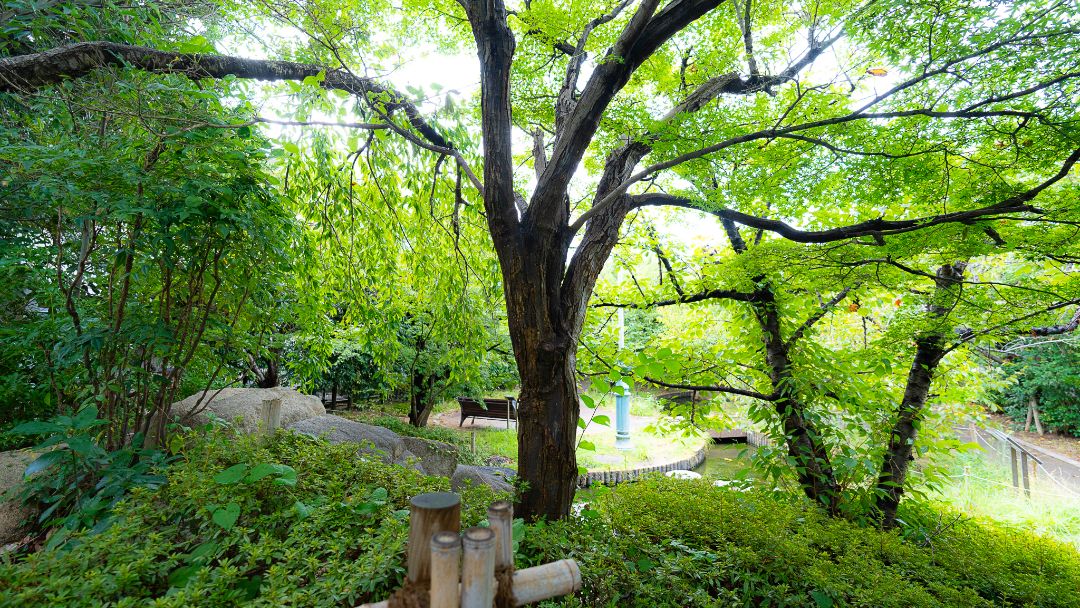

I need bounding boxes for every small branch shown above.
[642,376,777,401]
[786,287,854,347]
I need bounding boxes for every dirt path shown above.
[989,413,1080,461]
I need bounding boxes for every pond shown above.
[693,443,756,479]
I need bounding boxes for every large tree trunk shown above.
[875,262,965,528]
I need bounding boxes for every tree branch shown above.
[643,375,778,401]
[628,146,1080,244]
[786,287,854,347]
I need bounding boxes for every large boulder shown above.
[0,450,34,546]
[169,387,325,434]
[287,415,408,462]
[450,465,516,493]
[402,436,458,478]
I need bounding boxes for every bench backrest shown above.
[457,397,517,416]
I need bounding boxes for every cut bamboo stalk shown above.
[511,560,582,606]
[430,531,461,608]
[407,492,461,584]
[460,527,495,608]
[356,559,583,608]
[487,501,514,569]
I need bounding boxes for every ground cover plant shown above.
[3,429,1079,608]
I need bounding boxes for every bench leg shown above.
[460,414,467,427]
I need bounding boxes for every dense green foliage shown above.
[0,430,502,607]
[526,478,1080,607]
[3,432,1077,607]
[995,341,1080,436]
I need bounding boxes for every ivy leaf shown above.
[211,503,241,530]
[213,464,249,485]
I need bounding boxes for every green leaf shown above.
[577,417,587,430]
[213,464,249,485]
[580,394,595,409]
[578,440,596,452]
[591,415,611,426]
[24,451,65,477]
[71,405,100,430]
[245,463,278,482]
[271,465,297,486]
[211,503,241,530]
[8,420,61,436]
[293,501,313,520]
[810,590,834,608]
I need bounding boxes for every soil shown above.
[989,413,1080,461]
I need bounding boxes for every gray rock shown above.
[450,465,516,493]
[0,450,34,545]
[168,387,325,434]
[402,436,459,478]
[287,415,407,461]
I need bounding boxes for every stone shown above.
[0,450,35,546]
[665,469,702,480]
[402,436,458,478]
[451,465,516,493]
[168,387,325,434]
[287,415,407,461]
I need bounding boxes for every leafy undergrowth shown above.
[0,430,502,607]
[2,431,1078,607]
[525,479,1080,608]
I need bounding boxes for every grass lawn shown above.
[342,389,707,472]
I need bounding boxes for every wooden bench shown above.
[456,396,518,427]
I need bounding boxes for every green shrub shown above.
[4,435,1078,608]
[994,340,1080,436]
[0,428,503,607]
[519,478,1080,608]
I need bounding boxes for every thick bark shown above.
[875,262,965,528]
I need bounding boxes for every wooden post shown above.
[260,398,282,435]
[408,493,461,585]
[487,501,513,569]
[470,431,476,455]
[461,527,495,608]
[430,531,461,608]
[1020,450,1031,498]
[1010,445,1019,491]
[511,560,582,605]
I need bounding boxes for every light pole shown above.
[615,309,632,450]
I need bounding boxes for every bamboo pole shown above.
[430,531,461,608]
[461,527,496,608]
[511,559,582,605]
[356,560,583,608]
[407,492,461,584]
[487,501,513,569]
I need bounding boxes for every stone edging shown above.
[577,445,708,488]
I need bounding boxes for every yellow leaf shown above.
[866,68,888,76]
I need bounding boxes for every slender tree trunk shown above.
[875,262,965,528]
[722,219,840,512]
[408,372,437,427]
[753,283,841,513]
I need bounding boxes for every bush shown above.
[520,478,1080,608]
[0,428,502,607]
[994,340,1080,436]
[4,435,1078,608]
